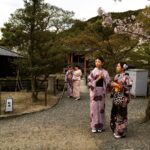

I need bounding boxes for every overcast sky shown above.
[0,0,150,28]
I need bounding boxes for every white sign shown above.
[5,97,13,112]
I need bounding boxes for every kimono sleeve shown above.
[123,75,133,90]
[103,70,111,93]
[87,71,96,90]
[122,75,133,98]
[104,71,111,87]
[65,71,68,82]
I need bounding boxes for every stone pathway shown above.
[0,79,150,150]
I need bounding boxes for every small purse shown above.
[113,92,125,106]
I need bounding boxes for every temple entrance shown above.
[67,53,88,76]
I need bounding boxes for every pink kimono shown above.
[72,69,82,99]
[88,67,110,131]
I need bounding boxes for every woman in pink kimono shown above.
[88,57,110,133]
[72,65,82,100]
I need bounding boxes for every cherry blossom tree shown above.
[98,6,150,121]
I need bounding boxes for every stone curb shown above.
[0,94,62,120]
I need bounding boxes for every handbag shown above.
[113,92,125,106]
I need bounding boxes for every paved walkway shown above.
[0,79,150,150]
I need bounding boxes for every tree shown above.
[119,7,150,122]
[127,43,150,71]
[94,33,137,74]
[137,7,150,122]
[100,6,150,121]
[63,17,137,75]
[0,0,74,101]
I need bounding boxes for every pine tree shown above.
[0,0,74,101]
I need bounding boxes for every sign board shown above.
[5,97,13,112]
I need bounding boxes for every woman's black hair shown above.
[74,65,80,69]
[95,56,104,63]
[68,65,72,68]
[118,62,128,70]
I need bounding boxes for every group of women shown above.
[65,65,82,101]
[88,57,132,139]
[65,57,132,139]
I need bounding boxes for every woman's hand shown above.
[100,72,104,79]
[111,81,120,87]
[98,72,104,79]
[96,73,102,82]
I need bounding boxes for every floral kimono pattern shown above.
[65,70,73,97]
[110,73,132,137]
[88,68,110,131]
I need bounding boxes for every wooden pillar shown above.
[78,55,80,65]
[67,53,74,65]
[47,75,56,95]
[71,53,73,65]
[0,85,1,115]
[67,54,70,65]
[84,55,87,76]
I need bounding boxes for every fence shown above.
[0,74,65,116]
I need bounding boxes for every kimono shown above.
[110,73,132,138]
[88,67,110,131]
[72,69,82,98]
[65,69,73,97]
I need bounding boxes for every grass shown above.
[0,91,57,116]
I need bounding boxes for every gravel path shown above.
[0,79,150,150]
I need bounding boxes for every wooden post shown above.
[78,55,79,65]
[45,89,47,106]
[84,56,87,76]
[67,54,71,65]
[47,76,56,95]
[54,78,56,95]
[71,53,73,65]
[0,85,1,115]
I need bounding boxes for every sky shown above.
[0,0,150,28]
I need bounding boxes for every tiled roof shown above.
[0,47,21,57]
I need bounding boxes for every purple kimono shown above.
[88,67,110,131]
[65,70,73,97]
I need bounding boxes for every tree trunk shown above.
[30,1,37,102]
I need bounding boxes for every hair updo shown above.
[119,62,128,70]
[95,56,104,63]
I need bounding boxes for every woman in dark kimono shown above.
[110,62,132,138]
[88,57,110,133]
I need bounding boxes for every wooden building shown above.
[0,47,21,78]
[67,49,93,76]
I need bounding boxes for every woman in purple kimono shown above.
[110,62,132,139]
[88,57,110,133]
[65,65,73,98]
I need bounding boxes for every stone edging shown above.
[0,94,62,120]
